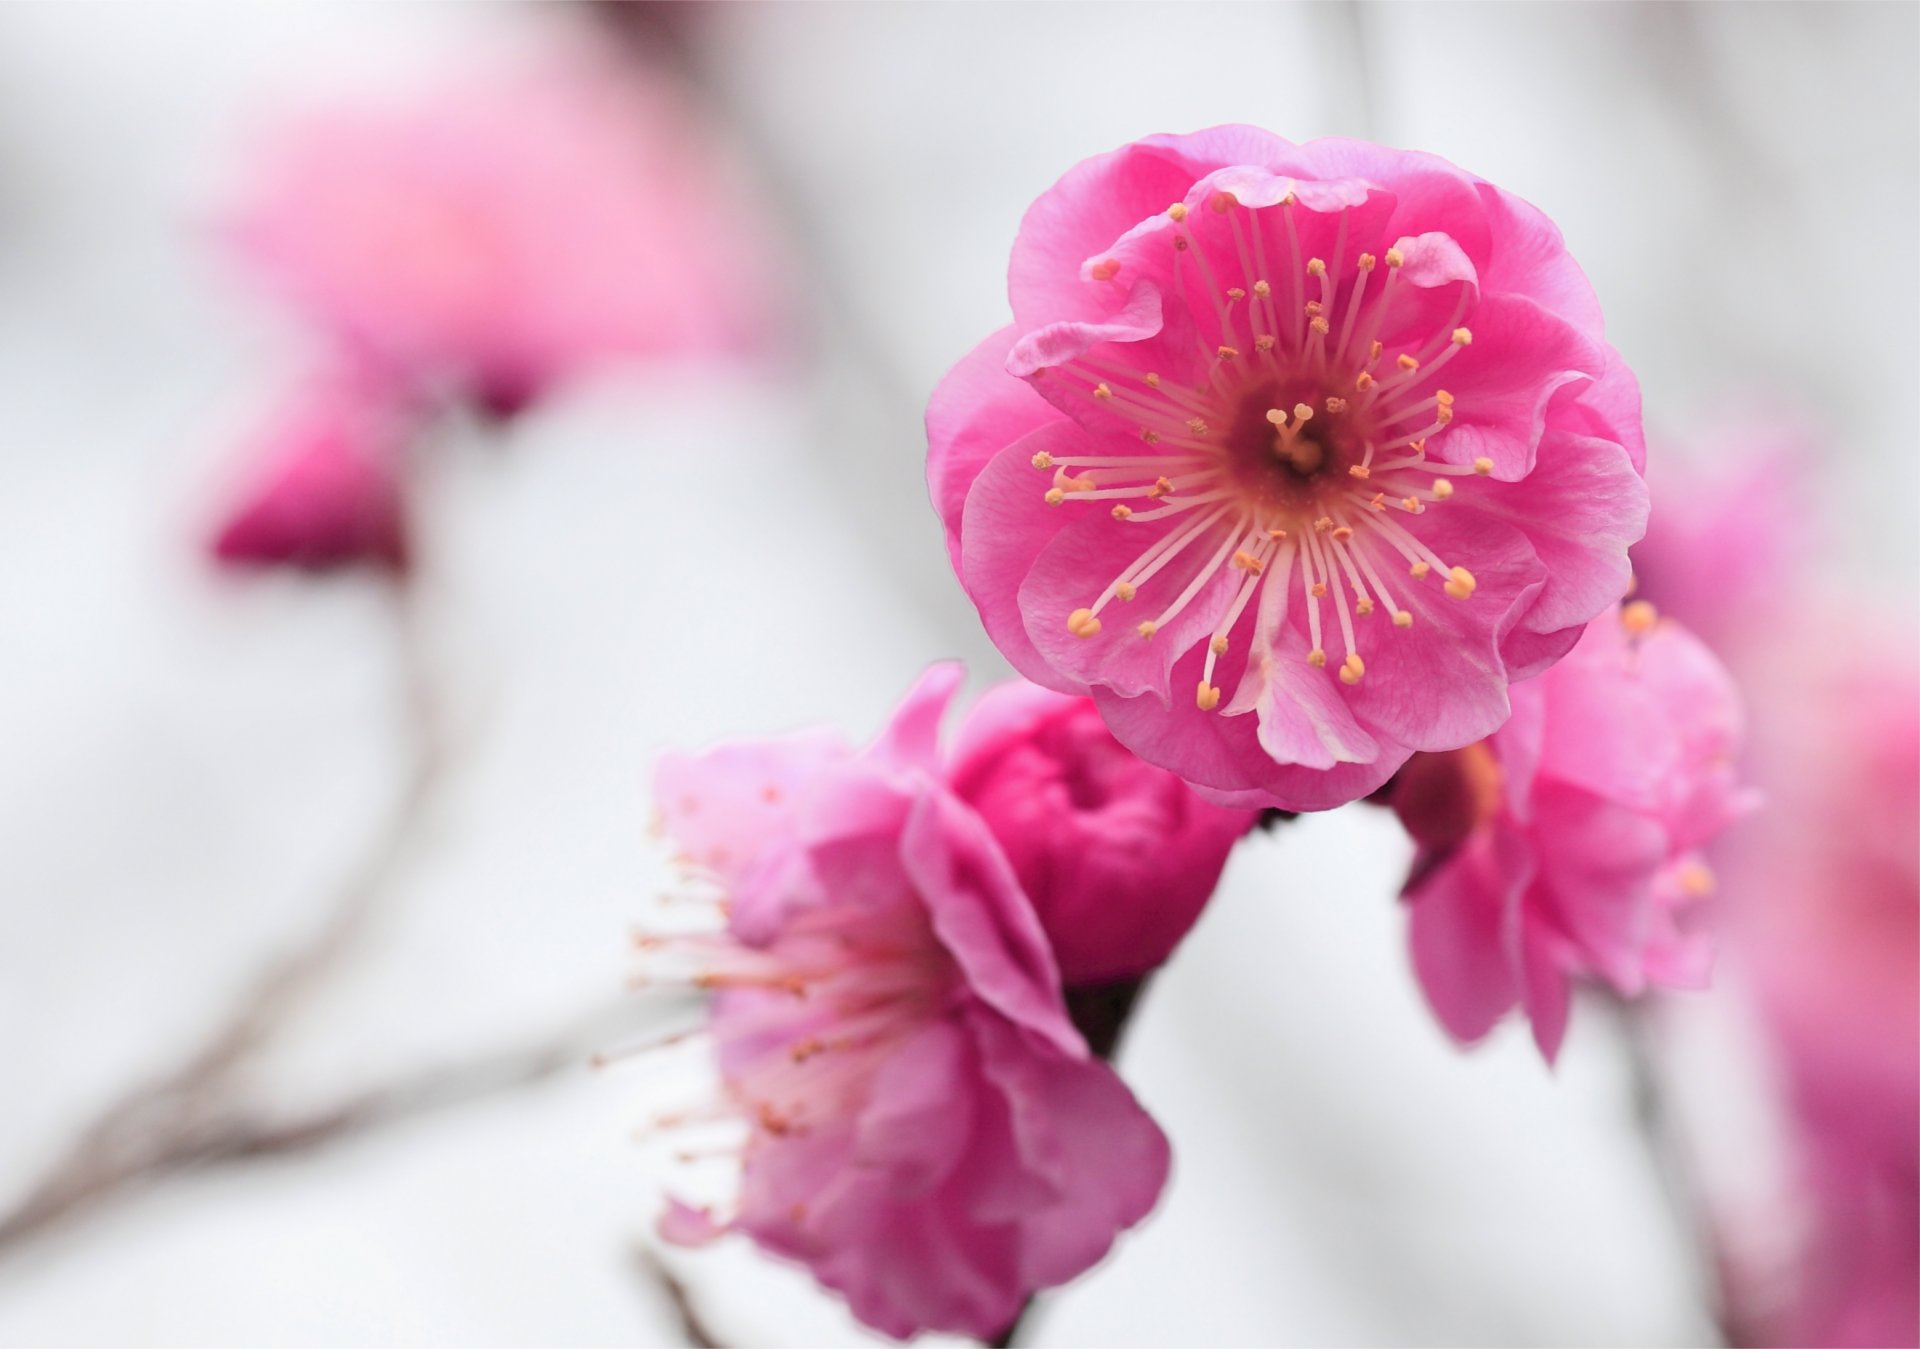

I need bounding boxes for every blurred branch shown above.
[633,1245,726,1349]
[0,582,454,1256]
[1613,998,1729,1348]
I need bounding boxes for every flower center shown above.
[1031,193,1497,711]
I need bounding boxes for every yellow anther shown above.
[1397,354,1420,372]
[1355,372,1376,392]
[1622,599,1659,635]
[1356,597,1376,615]
[1307,257,1327,276]
[1473,457,1494,475]
[1210,191,1237,213]
[1045,488,1066,506]
[1452,327,1473,346]
[1115,581,1138,602]
[1067,608,1102,637]
[1186,417,1209,434]
[1145,372,1161,388]
[1410,561,1432,579]
[1093,382,1112,400]
[1357,252,1377,272]
[1293,402,1315,422]
[1349,464,1371,479]
[1402,496,1423,513]
[1432,478,1454,500]
[1310,316,1331,335]
[1148,475,1175,499]
[1410,438,1427,455]
[1168,202,1188,222]
[1253,279,1272,298]
[1444,566,1477,600]
[1384,247,1405,268]
[1339,653,1366,685]
[1232,550,1265,574]
[1255,334,1276,352]
[1304,300,1325,317]
[1030,451,1054,469]
[1137,621,1158,639]
[1332,526,1354,542]
[1314,516,1334,531]
[1210,635,1230,655]
[1369,492,1386,510]
[1311,582,1328,598]
[1326,397,1348,414]
[1111,504,1133,520]
[1677,860,1716,897]
[1267,527,1289,540]
[1227,286,1246,301]
[1369,339,1383,361]
[1141,429,1160,444]
[1392,610,1414,628]
[1196,682,1222,711]
[1217,345,1240,360]
[1435,389,1455,405]
[1307,648,1328,668]
[1092,257,1120,281]
[1436,403,1454,424]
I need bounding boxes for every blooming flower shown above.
[929,128,1648,810]
[1388,603,1750,1060]
[641,666,1170,1341]
[224,44,770,416]
[209,369,414,573]
[947,679,1258,984]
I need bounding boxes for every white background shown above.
[0,3,1913,1345]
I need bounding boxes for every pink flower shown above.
[1718,628,1918,1348]
[1389,603,1751,1060]
[209,369,414,573]
[947,679,1258,984]
[928,129,1648,811]
[643,666,1170,1341]
[225,46,769,415]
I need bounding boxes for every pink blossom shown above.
[209,370,414,573]
[1389,603,1751,1060]
[225,47,769,416]
[947,679,1258,984]
[643,666,1170,1341]
[1719,628,1918,1348]
[928,129,1648,811]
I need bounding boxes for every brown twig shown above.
[0,581,452,1255]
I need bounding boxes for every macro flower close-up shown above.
[930,128,1649,811]
[0,4,1912,1347]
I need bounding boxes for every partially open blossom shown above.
[929,128,1647,810]
[947,679,1258,984]
[1389,603,1750,1060]
[210,369,415,573]
[641,666,1170,1341]
[225,44,769,416]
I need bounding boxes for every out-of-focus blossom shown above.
[1717,627,1919,1348]
[225,46,771,416]
[210,369,415,573]
[929,127,1647,812]
[642,666,1170,1341]
[947,679,1258,984]
[1388,603,1751,1060]
[1630,417,1807,649]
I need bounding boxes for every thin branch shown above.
[0,581,452,1255]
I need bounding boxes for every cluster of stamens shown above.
[1033,191,1495,712]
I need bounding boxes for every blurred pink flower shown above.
[947,679,1258,984]
[1390,603,1751,1060]
[210,370,414,573]
[1630,416,1808,649]
[225,47,770,415]
[928,127,1647,812]
[1719,628,1918,1348]
[644,666,1169,1341]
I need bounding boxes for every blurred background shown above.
[0,3,1913,1345]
